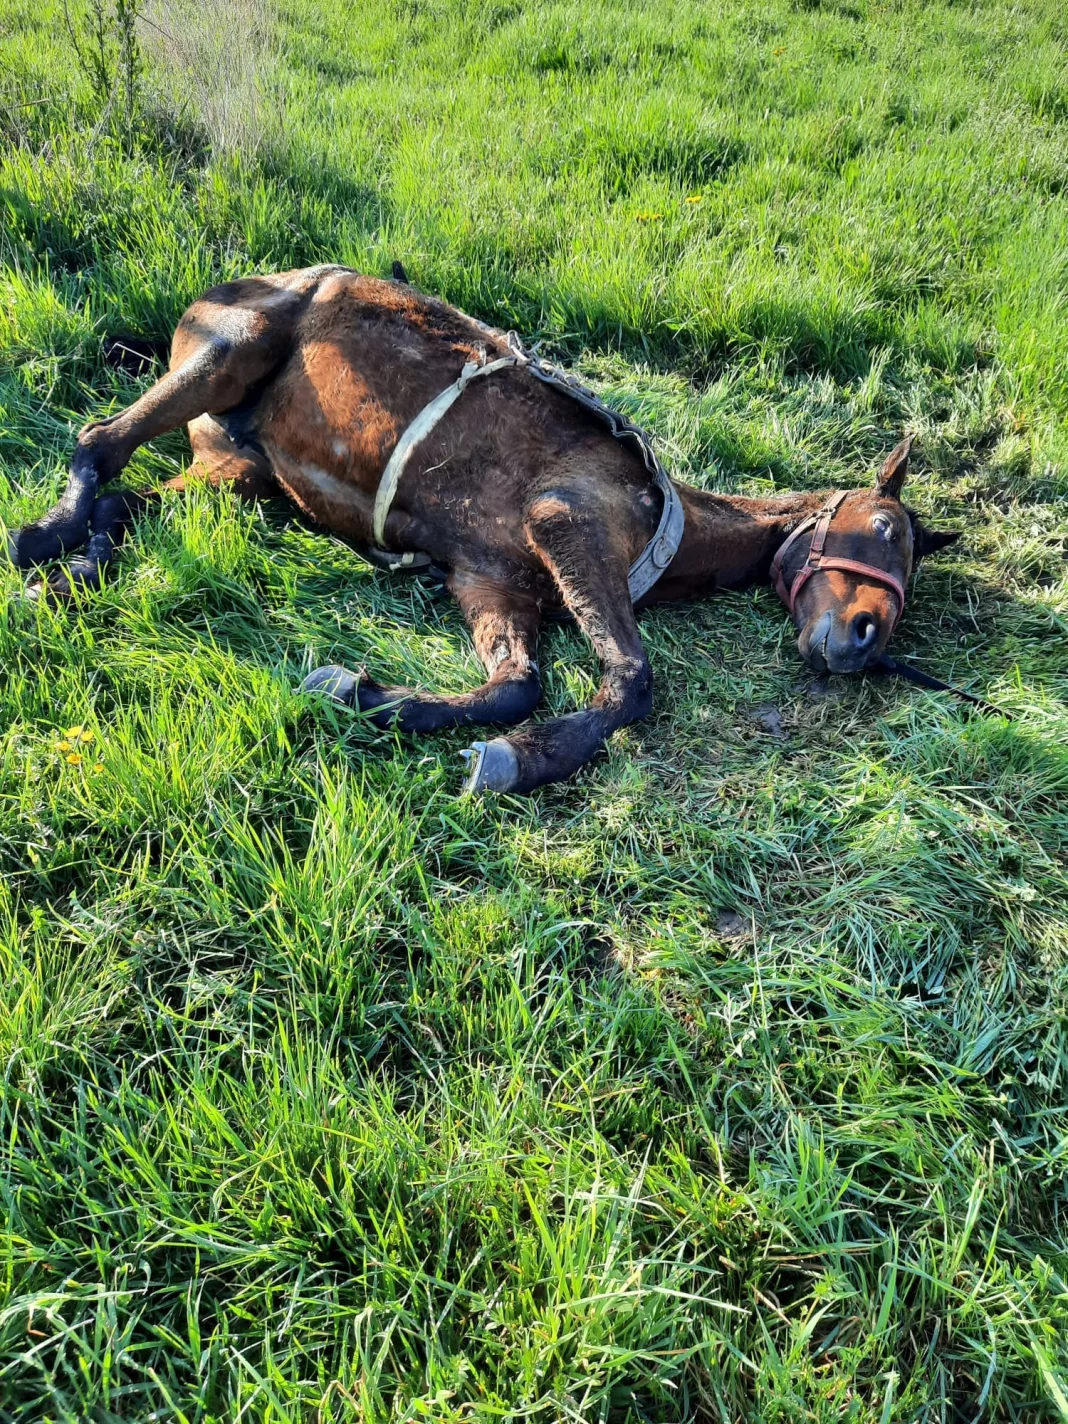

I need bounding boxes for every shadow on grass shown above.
[123,489,1058,751]
[2,150,983,399]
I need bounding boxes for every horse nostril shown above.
[853,613,877,649]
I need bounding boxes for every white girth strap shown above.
[370,330,685,603]
[372,348,527,547]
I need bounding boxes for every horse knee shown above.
[482,667,541,724]
[602,655,653,724]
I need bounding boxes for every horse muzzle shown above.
[798,608,884,674]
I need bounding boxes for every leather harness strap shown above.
[372,350,524,548]
[770,490,907,630]
[369,332,685,605]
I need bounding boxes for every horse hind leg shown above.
[179,413,279,501]
[9,344,219,572]
[7,280,297,576]
[29,416,279,599]
[23,488,147,601]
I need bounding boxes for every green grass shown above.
[1,0,1067,1417]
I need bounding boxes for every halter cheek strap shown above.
[769,491,907,631]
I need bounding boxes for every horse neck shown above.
[651,484,831,600]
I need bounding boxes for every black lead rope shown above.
[872,654,1014,721]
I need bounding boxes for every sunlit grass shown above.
[0,0,1066,1418]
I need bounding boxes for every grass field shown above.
[1,0,1068,1418]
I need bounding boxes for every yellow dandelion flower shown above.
[66,752,83,766]
[55,740,72,752]
[79,729,95,743]
[92,763,104,774]
[685,194,703,204]
[64,726,84,739]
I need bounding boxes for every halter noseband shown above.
[769,491,907,631]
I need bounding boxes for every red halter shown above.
[770,491,907,631]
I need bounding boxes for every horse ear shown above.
[913,522,961,559]
[875,435,912,498]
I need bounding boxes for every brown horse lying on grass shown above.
[6,265,960,793]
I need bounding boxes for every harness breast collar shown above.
[370,332,685,604]
[770,489,907,629]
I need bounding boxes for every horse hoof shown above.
[23,573,71,603]
[460,738,519,794]
[24,578,59,603]
[302,664,360,706]
[5,526,64,571]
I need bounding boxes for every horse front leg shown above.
[462,489,653,794]
[303,576,543,754]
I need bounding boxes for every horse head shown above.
[774,437,960,674]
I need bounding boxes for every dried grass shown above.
[138,0,285,159]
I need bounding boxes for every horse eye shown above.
[872,514,894,540]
